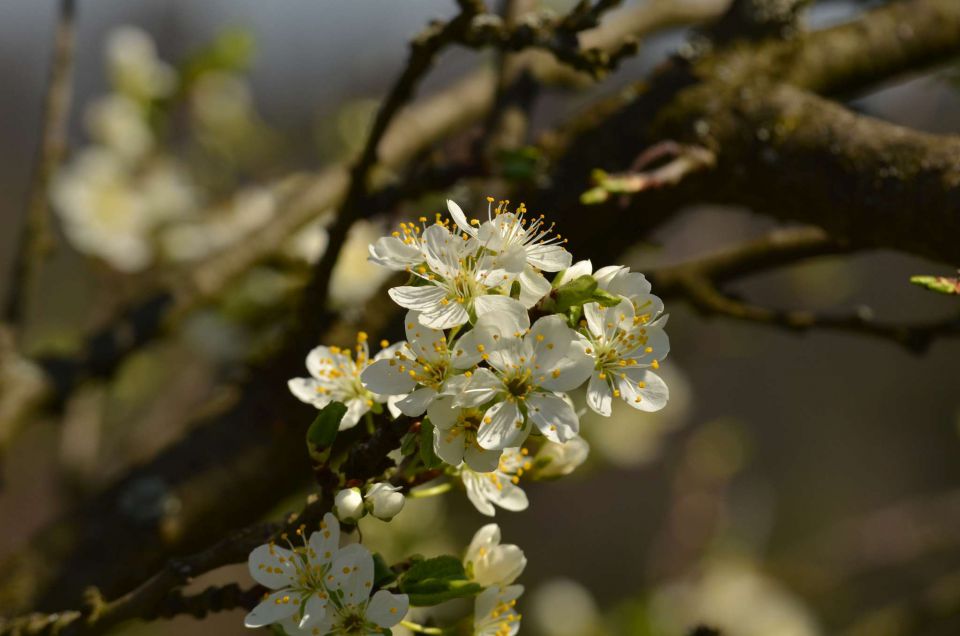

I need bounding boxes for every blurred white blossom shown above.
[530,578,599,636]
[106,26,176,101]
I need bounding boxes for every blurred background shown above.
[1,1,959,635]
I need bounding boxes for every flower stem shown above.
[409,481,453,498]
[365,411,375,434]
[400,620,445,634]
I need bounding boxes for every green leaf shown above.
[372,552,398,588]
[306,402,347,464]
[911,274,960,295]
[419,420,444,470]
[181,27,255,88]
[398,555,483,606]
[497,146,542,182]
[552,275,598,314]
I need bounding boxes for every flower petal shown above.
[420,300,470,329]
[528,314,573,371]
[464,444,502,473]
[340,397,369,430]
[526,392,579,443]
[617,368,669,412]
[248,544,297,589]
[360,358,417,396]
[473,295,530,332]
[404,311,448,364]
[366,589,409,628]
[586,370,613,416]
[298,592,329,630]
[397,386,436,416]
[455,368,502,407]
[538,336,593,392]
[328,543,374,609]
[308,513,340,569]
[368,236,421,270]
[287,377,332,408]
[447,199,479,238]
[518,266,552,308]
[525,243,572,272]
[554,259,592,287]
[476,401,529,450]
[387,285,447,311]
[244,590,299,628]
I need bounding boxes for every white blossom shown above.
[365,482,405,521]
[359,304,503,417]
[383,221,526,329]
[51,149,153,271]
[426,395,502,472]
[85,94,153,162]
[461,448,531,517]
[244,513,341,630]
[581,298,670,416]
[106,26,176,101]
[288,332,403,430]
[280,544,409,636]
[334,487,366,523]
[452,309,593,450]
[464,524,526,588]
[448,199,572,307]
[473,584,523,636]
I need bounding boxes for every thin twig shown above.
[4,0,77,328]
[651,229,960,353]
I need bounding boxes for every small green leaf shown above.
[419,420,444,470]
[580,186,610,205]
[590,287,622,307]
[372,552,398,588]
[911,274,960,295]
[306,402,347,464]
[398,555,483,606]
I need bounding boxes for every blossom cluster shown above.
[277,198,670,634]
[289,199,670,510]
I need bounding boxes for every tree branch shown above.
[4,0,76,329]
[650,229,960,353]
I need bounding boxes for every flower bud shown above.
[365,482,405,520]
[531,436,590,479]
[334,487,365,523]
[465,524,526,588]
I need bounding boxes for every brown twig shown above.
[650,229,960,353]
[4,0,76,329]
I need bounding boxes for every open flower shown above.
[386,223,524,329]
[448,199,571,308]
[473,584,524,636]
[465,524,527,588]
[454,313,593,449]
[290,544,409,635]
[581,298,670,416]
[244,513,341,630]
[289,332,402,429]
[461,448,531,517]
[427,395,502,472]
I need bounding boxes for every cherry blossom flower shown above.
[461,448,532,516]
[453,311,593,449]
[464,524,527,588]
[426,395,503,472]
[581,298,670,416]
[244,513,341,630]
[289,332,403,429]
[385,222,525,329]
[473,584,524,636]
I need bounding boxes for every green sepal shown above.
[400,430,418,457]
[419,419,444,470]
[398,555,483,606]
[306,402,347,464]
[910,274,960,295]
[549,275,623,316]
